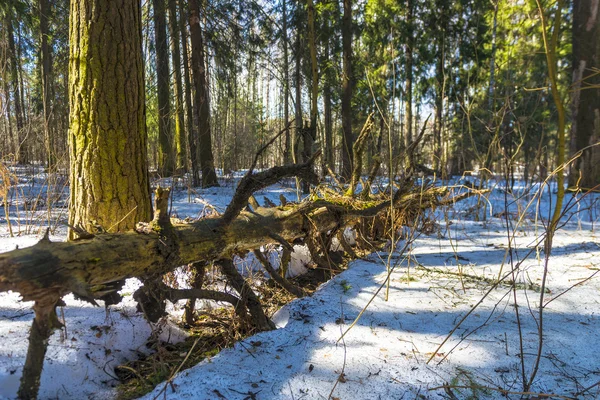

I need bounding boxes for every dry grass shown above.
[116,308,247,399]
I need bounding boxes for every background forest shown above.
[0,0,596,188]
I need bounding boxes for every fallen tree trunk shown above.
[0,186,448,304]
[0,153,486,399]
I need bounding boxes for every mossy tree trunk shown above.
[68,0,152,240]
[189,0,219,187]
[153,0,175,177]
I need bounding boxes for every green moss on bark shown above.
[68,0,152,240]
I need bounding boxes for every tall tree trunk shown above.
[233,66,239,171]
[189,0,219,187]
[323,83,333,171]
[294,9,302,165]
[0,92,6,155]
[2,82,15,157]
[153,0,174,176]
[282,0,291,165]
[488,0,499,111]
[179,0,199,186]
[433,51,443,173]
[322,14,334,172]
[68,0,152,240]
[341,0,354,180]
[39,0,55,169]
[433,6,447,173]
[17,23,27,128]
[1,26,14,157]
[404,0,414,150]
[168,0,187,173]
[5,12,26,163]
[304,0,318,193]
[569,0,600,188]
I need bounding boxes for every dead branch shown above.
[253,250,306,297]
[346,113,375,196]
[221,155,320,225]
[217,258,275,330]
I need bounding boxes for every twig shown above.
[328,296,348,400]
[429,384,576,400]
[543,269,600,308]
[249,119,295,175]
[574,379,600,397]
[153,337,200,400]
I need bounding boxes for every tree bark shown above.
[168,0,187,173]
[294,12,303,165]
[304,0,318,193]
[179,0,200,186]
[189,0,219,187]
[153,0,174,176]
[323,83,333,170]
[404,0,414,150]
[569,0,600,188]
[433,4,447,173]
[5,10,26,163]
[322,14,334,172]
[346,114,375,196]
[68,0,152,239]
[488,0,499,112]
[341,0,354,180]
[2,58,15,157]
[282,0,291,165]
[39,0,55,169]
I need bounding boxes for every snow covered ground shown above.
[1,171,600,399]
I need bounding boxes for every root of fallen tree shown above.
[0,151,485,398]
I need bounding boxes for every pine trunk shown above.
[179,0,200,186]
[68,0,152,239]
[6,13,26,163]
[433,8,447,174]
[168,0,187,173]
[282,0,291,165]
[341,0,354,180]
[569,0,600,188]
[294,19,302,165]
[304,0,318,193]
[153,0,174,176]
[404,0,414,150]
[39,0,55,169]
[189,0,219,187]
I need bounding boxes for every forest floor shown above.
[1,168,600,399]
